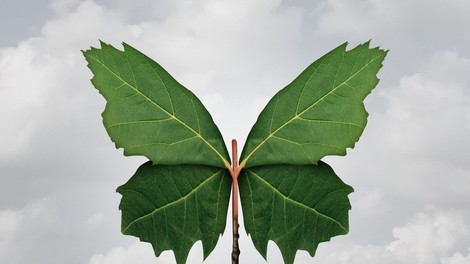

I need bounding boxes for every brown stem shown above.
[231,139,240,264]
[232,216,240,264]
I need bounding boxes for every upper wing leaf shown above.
[240,42,388,168]
[117,162,231,264]
[83,42,230,168]
[239,162,353,264]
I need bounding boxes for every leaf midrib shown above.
[246,169,348,233]
[87,54,230,168]
[240,52,383,167]
[120,169,225,233]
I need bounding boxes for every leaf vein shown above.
[121,170,224,233]
[87,54,230,167]
[247,170,348,233]
[241,52,385,166]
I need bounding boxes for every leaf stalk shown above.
[230,139,240,264]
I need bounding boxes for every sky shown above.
[1,0,469,263]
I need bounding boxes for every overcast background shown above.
[1,0,470,263]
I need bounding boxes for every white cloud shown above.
[388,208,470,263]
[368,51,470,204]
[89,242,167,264]
[442,251,470,264]
[0,44,48,158]
[313,208,470,264]
[329,49,470,212]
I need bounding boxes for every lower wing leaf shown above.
[239,162,353,264]
[117,162,231,264]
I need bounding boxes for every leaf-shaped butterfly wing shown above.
[83,42,230,168]
[240,42,388,168]
[239,42,387,263]
[83,42,233,263]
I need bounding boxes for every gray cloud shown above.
[0,0,469,263]
[0,0,53,47]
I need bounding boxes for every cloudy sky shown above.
[1,0,470,263]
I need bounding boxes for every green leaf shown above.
[83,42,230,168]
[239,162,353,264]
[117,162,231,264]
[240,42,388,168]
